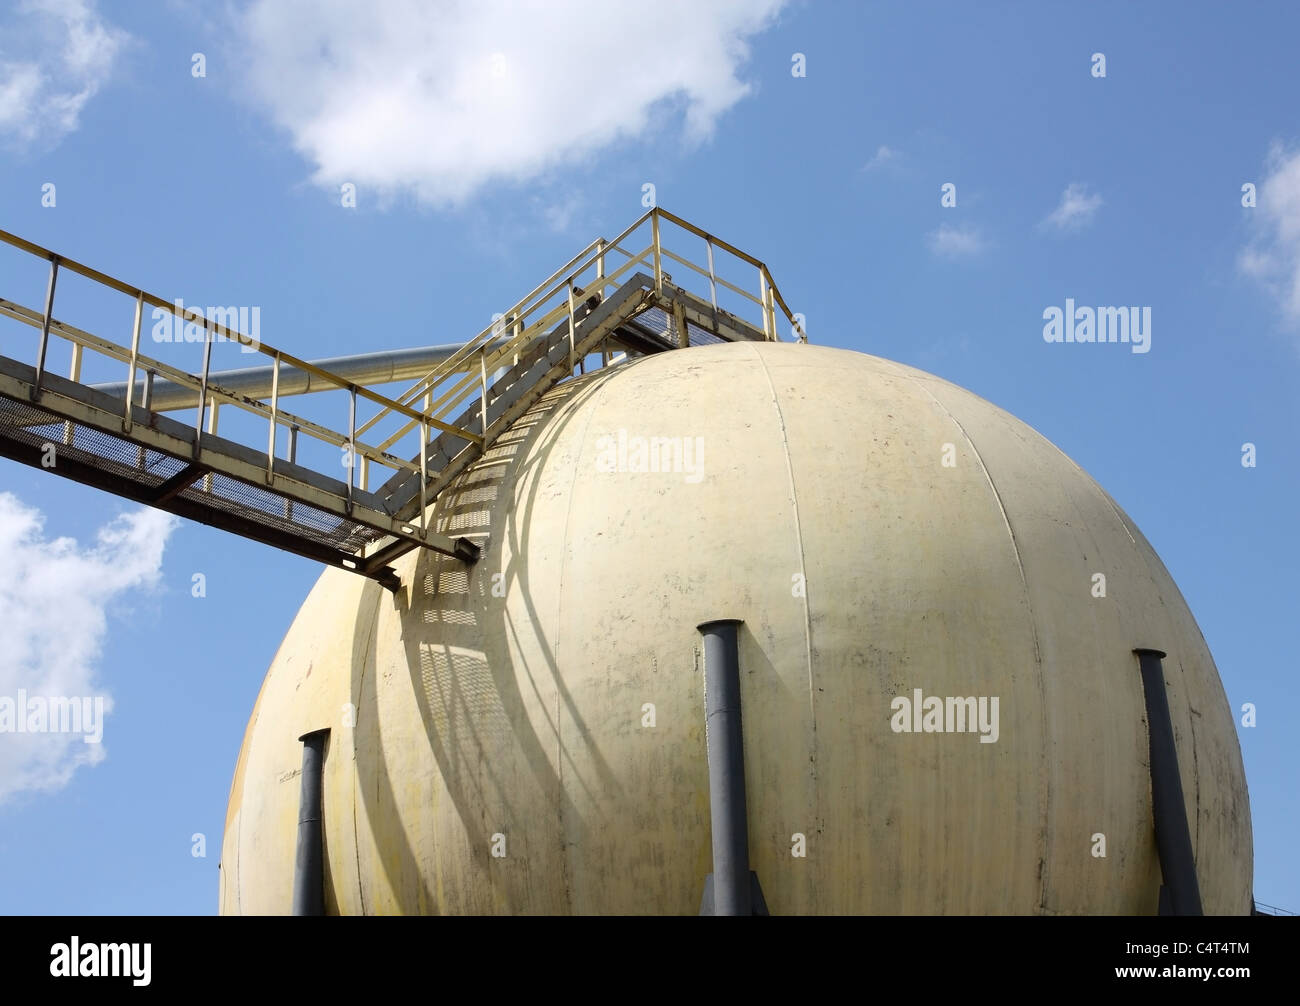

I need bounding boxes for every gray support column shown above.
[698,619,766,916]
[292,728,330,916]
[1134,648,1203,916]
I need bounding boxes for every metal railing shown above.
[0,229,477,567]
[0,207,801,582]
[352,207,802,492]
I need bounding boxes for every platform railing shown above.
[0,208,801,581]
[0,229,480,553]
[352,207,803,489]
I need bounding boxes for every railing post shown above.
[123,292,144,434]
[203,403,220,493]
[702,237,722,328]
[134,370,154,471]
[346,385,357,517]
[673,300,690,350]
[266,352,280,484]
[194,313,213,460]
[418,391,429,532]
[284,426,298,520]
[766,281,779,342]
[651,212,663,295]
[478,351,489,441]
[63,341,83,445]
[32,256,60,401]
[567,280,577,375]
[758,269,772,341]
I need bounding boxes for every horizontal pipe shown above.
[91,341,506,413]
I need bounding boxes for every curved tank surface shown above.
[218,341,1252,915]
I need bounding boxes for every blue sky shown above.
[0,0,1296,914]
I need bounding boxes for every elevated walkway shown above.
[0,209,803,589]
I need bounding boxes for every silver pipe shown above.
[91,341,507,413]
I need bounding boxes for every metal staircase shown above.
[0,209,803,590]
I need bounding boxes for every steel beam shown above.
[0,430,401,587]
[0,357,476,562]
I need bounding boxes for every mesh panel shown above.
[636,305,730,347]
[0,392,385,554]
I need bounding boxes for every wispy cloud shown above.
[1239,142,1300,327]
[862,145,898,171]
[236,0,787,209]
[927,222,988,259]
[0,0,130,149]
[1041,182,1103,232]
[0,495,176,803]
[540,191,582,233]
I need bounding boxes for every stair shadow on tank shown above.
[356,370,620,912]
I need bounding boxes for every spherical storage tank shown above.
[218,342,1252,914]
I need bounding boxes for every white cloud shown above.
[1239,143,1300,325]
[540,191,582,233]
[0,495,176,803]
[927,222,988,259]
[862,145,898,171]
[0,0,130,149]
[236,0,786,207]
[1041,182,1103,232]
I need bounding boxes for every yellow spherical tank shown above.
[218,342,1252,915]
